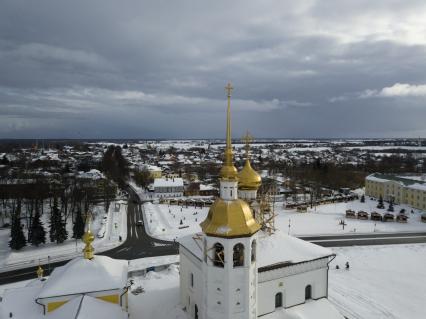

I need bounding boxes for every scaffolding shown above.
[256,186,276,235]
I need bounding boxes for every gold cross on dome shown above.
[225,82,233,97]
[243,131,253,157]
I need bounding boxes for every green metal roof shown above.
[371,173,426,186]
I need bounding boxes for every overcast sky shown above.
[1,0,426,139]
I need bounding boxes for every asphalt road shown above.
[299,232,426,247]
[101,188,178,260]
[0,191,425,284]
[0,189,177,285]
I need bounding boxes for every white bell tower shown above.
[199,83,260,319]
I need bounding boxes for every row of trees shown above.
[101,145,129,188]
[9,197,87,250]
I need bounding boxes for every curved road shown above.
[101,189,178,260]
[0,189,177,285]
[0,190,425,284]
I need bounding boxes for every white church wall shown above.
[180,246,203,318]
[257,266,328,316]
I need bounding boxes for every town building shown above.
[178,83,343,319]
[365,173,426,210]
[153,177,184,198]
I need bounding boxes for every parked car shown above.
[136,220,143,226]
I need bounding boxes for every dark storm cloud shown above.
[1,0,426,138]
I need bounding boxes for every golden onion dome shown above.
[200,198,261,237]
[238,159,261,190]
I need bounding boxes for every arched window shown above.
[275,292,283,308]
[251,240,256,263]
[305,285,312,300]
[195,304,198,319]
[233,243,244,267]
[213,243,225,267]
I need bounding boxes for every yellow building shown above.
[365,173,426,210]
[142,164,162,179]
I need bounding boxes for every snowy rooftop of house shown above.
[200,184,215,191]
[38,256,128,299]
[366,173,426,186]
[147,165,162,171]
[406,183,426,191]
[179,230,333,268]
[77,169,105,180]
[153,178,184,188]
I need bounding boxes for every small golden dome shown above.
[82,229,95,260]
[220,145,238,180]
[219,163,238,180]
[238,159,261,190]
[82,229,95,245]
[200,198,260,237]
[36,265,44,279]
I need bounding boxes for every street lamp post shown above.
[288,218,291,235]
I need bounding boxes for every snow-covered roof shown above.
[263,298,344,319]
[146,165,162,171]
[38,256,128,299]
[366,174,388,183]
[1,283,43,319]
[47,295,127,319]
[129,255,179,272]
[77,169,105,180]
[257,231,333,268]
[406,183,426,191]
[153,178,183,188]
[179,230,333,267]
[200,184,215,191]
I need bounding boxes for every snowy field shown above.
[0,201,127,272]
[143,203,208,241]
[329,244,426,319]
[275,197,426,236]
[126,243,426,319]
[142,197,425,241]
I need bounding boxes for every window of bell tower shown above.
[233,243,244,267]
[213,243,225,267]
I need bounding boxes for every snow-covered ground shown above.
[128,264,185,319]
[0,201,127,272]
[275,197,426,236]
[143,203,208,241]
[141,197,425,241]
[1,241,425,318]
[329,244,426,319]
[126,243,426,319]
